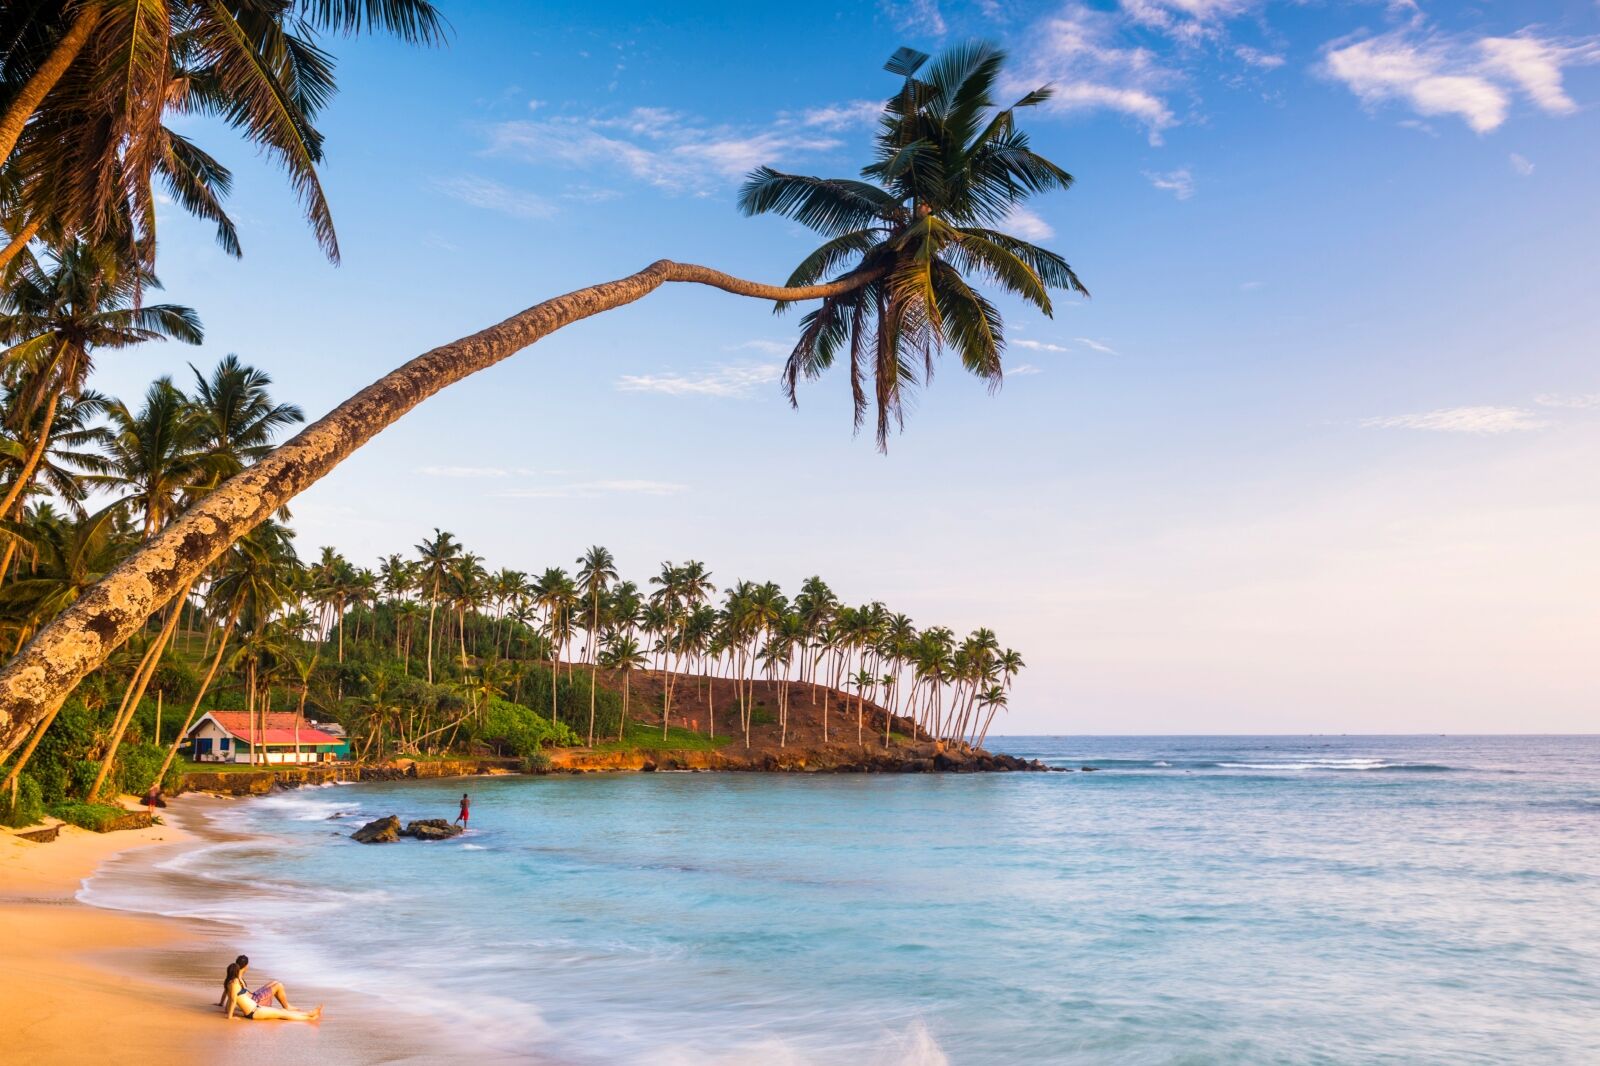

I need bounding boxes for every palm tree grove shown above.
[0,10,1066,828]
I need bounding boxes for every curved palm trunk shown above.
[0,390,61,528]
[0,7,100,199]
[425,578,439,683]
[0,218,43,275]
[0,260,876,760]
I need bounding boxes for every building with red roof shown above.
[185,711,348,764]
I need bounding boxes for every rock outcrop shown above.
[350,815,402,843]
[402,818,463,840]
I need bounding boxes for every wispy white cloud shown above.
[494,480,688,499]
[726,340,791,355]
[1234,45,1285,69]
[1508,152,1534,176]
[1014,339,1072,353]
[1535,392,1600,409]
[432,176,556,219]
[419,465,519,478]
[1017,4,1177,144]
[1123,0,1261,44]
[800,100,883,130]
[1145,167,1195,199]
[883,0,946,36]
[1009,362,1044,375]
[616,363,781,398]
[1360,406,1550,434]
[1002,205,1055,240]
[1322,29,1600,133]
[1076,337,1119,354]
[485,108,841,192]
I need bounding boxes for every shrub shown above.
[0,775,45,828]
[475,698,578,757]
[113,742,169,796]
[49,801,134,833]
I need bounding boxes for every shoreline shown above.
[1,791,519,1066]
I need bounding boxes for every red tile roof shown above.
[200,711,342,747]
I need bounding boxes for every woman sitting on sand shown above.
[221,956,322,1022]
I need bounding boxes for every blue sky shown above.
[110,0,1599,733]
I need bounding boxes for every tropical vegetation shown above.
[0,26,1059,820]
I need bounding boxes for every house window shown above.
[220,737,231,751]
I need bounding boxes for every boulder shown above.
[351,815,401,843]
[401,818,463,841]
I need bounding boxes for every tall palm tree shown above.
[413,528,458,684]
[0,43,1083,755]
[0,242,200,524]
[0,0,447,271]
[598,632,647,742]
[188,354,304,487]
[575,545,617,746]
[92,376,212,537]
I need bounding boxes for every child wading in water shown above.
[455,793,470,828]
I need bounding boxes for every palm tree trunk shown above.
[0,261,878,759]
[0,217,44,274]
[88,584,188,801]
[0,699,63,802]
[155,609,239,783]
[0,389,60,527]
[425,577,439,684]
[0,6,100,192]
[618,670,630,742]
[587,594,599,746]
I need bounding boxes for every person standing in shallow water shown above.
[456,793,470,828]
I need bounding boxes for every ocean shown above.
[85,736,1600,1064]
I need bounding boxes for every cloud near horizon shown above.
[615,363,781,398]
[493,480,687,499]
[1360,406,1550,434]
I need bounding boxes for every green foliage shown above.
[48,802,133,833]
[598,721,732,753]
[113,742,172,795]
[473,698,578,757]
[1,775,45,828]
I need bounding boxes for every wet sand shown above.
[1,795,508,1065]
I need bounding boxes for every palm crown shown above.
[739,42,1087,448]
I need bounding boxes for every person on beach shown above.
[456,792,470,827]
[221,956,322,1022]
[142,783,166,816]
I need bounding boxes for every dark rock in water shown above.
[402,818,464,841]
[1079,766,1100,772]
[351,815,401,843]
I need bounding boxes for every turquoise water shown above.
[92,737,1600,1063]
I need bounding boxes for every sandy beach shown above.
[0,795,499,1066]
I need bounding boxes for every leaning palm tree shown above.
[0,43,1086,761]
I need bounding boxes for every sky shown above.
[100,0,1600,734]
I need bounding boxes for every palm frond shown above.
[738,168,901,236]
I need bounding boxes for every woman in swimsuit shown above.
[221,956,322,1022]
